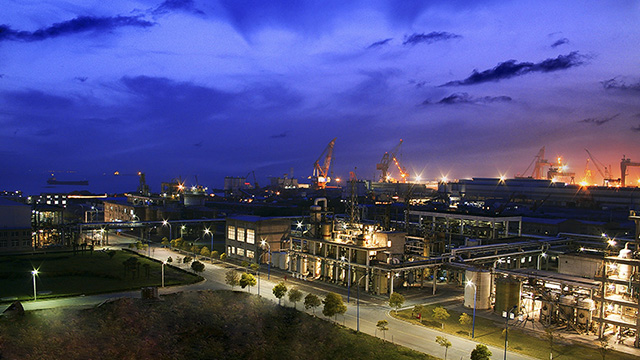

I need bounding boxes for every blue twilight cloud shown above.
[0,16,153,42]
[579,113,619,126]
[601,77,640,92]
[422,92,512,105]
[152,0,205,15]
[442,51,586,86]
[402,31,461,45]
[367,38,393,49]
[551,38,569,48]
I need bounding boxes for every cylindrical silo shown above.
[494,277,521,315]
[464,269,491,310]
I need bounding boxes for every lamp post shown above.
[162,220,172,243]
[204,228,213,261]
[504,305,517,360]
[261,239,271,279]
[341,254,352,303]
[162,261,166,288]
[357,274,366,332]
[31,269,38,301]
[466,280,477,338]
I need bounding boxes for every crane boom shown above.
[377,139,404,182]
[313,138,336,189]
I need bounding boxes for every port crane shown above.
[621,155,640,187]
[312,138,336,189]
[376,139,408,182]
[516,146,553,179]
[584,149,618,186]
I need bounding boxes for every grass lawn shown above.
[392,304,634,360]
[0,250,202,301]
[0,290,439,360]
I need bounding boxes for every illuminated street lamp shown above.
[31,269,38,301]
[466,280,477,338]
[341,255,352,303]
[204,228,213,261]
[162,220,172,243]
[261,239,271,279]
[162,261,166,288]
[357,274,366,332]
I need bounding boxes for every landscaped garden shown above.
[392,303,634,360]
[0,250,201,301]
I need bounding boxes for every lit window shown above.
[247,250,254,259]
[237,248,245,257]
[237,228,245,242]
[246,229,255,244]
[227,226,235,240]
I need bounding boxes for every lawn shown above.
[0,290,440,360]
[0,250,202,301]
[392,304,634,360]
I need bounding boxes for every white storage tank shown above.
[558,295,575,322]
[464,269,491,310]
[576,298,595,326]
[618,244,632,280]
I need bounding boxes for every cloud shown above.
[75,77,88,83]
[442,51,586,86]
[367,38,393,49]
[423,92,512,105]
[579,113,619,126]
[2,89,75,110]
[551,38,569,48]
[152,0,205,15]
[270,132,287,139]
[601,77,640,92]
[0,16,153,42]
[402,31,461,46]
[632,125,640,132]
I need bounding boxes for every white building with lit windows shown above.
[225,216,291,264]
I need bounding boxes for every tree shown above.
[459,313,472,336]
[166,256,173,263]
[225,270,240,290]
[433,306,450,329]
[250,263,260,273]
[191,245,200,256]
[376,320,389,340]
[272,282,288,305]
[241,260,250,268]
[200,246,210,258]
[288,287,303,309]
[211,250,219,260]
[304,293,321,314]
[161,237,169,247]
[435,336,452,360]
[470,344,492,360]
[191,260,205,273]
[389,292,405,314]
[239,272,256,292]
[322,292,347,321]
[412,304,424,319]
[183,256,192,264]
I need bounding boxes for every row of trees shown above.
[165,237,223,260]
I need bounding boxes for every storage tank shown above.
[494,277,521,315]
[618,244,632,280]
[540,301,554,321]
[576,298,595,326]
[464,269,491,310]
[321,223,332,240]
[558,295,575,322]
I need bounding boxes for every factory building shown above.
[225,215,291,266]
[0,198,32,252]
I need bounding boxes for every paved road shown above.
[2,241,537,360]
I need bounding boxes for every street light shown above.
[503,305,518,360]
[466,280,477,338]
[261,239,271,279]
[162,220,172,243]
[204,228,213,261]
[341,255,352,303]
[357,274,366,332]
[31,269,38,301]
[162,261,166,288]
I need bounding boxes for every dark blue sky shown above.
[1,0,640,194]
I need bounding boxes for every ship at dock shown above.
[47,176,89,186]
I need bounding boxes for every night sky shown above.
[2,1,639,194]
